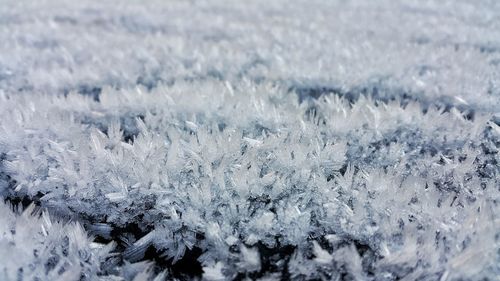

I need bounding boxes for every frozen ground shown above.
[0,0,499,280]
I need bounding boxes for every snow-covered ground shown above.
[0,0,499,280]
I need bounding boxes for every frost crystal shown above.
[0,0,499,280]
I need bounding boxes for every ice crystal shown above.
[0,0,499,280]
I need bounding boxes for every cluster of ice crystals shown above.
[0,0,499,280]
[0,202,167,281]
[0,81,498,279]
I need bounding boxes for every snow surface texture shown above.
[0,0,499,280]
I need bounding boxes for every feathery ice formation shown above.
[0,0,499,280]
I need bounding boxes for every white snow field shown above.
[0,0,499,280]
